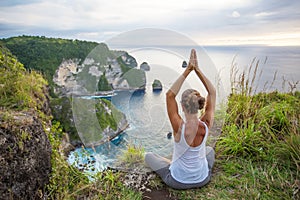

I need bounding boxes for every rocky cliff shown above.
[51,45,145,146]
[0,45,52,199]
[0,110,52,200]
[53,48,146,96]
[68,98,129,147]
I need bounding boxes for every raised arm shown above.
[166,63,193,133]
[190,49,216,128]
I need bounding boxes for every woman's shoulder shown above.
[199,118,209,130]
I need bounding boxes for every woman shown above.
[145,49,216,189]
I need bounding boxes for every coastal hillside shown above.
[0,35,146,95]
[0,44,52,199]
[1,36,146,143]
[0,42,142,199]
[0,36,98,83]
[0,37,299,199]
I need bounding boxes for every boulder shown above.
[152,79,163,91]
[182,61,187,68]
[140,62,150,71]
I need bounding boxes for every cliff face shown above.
[0,110,52,200]
[0,45,52,199]
[51,45,145,146]
[53,47,146,96]
[72,98,129,147]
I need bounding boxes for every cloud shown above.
[231,11,241,18]
[0,0,40,7]
[0,0,299,45]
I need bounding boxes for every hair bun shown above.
[198,96,206,110]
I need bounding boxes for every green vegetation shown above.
[0,44,141,199]
[152,79,162,90]
[95,98,125,131]
[71,97,126,145]
[170,91,299,199]
[1,36,299,199]
[116,52,137,74]
[117,144,145,169]
[121,68,146,89]
[0,35,98,84]
[115,52,145,89]
[98,72,113,91]
[0,44,48,110]
[50,97,79,140]
[169,61,300,199]
[86,43,115,64]
[47,122,142,200]
[1,35,146,94]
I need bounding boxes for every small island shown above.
[182,60,187,68]
[140,62,150,71]
[152,79,162,91]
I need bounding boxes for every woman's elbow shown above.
[166,90,175,98]
[210,88,216,96]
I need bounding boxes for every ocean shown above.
[68,45,300,173]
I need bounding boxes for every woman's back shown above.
[169,121,209,184]
[184,120,206,147]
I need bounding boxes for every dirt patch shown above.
[142,188,177,200]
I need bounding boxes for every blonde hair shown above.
[181,89,205,114]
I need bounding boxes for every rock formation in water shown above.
[152,79,163,91]
[182,60,187,68]
[140,62,150,71]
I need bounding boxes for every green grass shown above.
[0,44,48,110]
[167,60,299,200]
[117,144,145,169]
[171,157,298,200]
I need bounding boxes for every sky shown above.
[0,0,300,46]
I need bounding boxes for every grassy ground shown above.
[166,61,300,200]
[45,61,299,199]
[168,91,299,200]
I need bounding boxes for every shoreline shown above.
[81,122,130,148]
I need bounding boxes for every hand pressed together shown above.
[188,49,199,71]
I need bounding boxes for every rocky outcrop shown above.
[72,98,129,147]
[0,45,53,199]
[152,79,163,91]
[51,47,145,148]
[53,52,146,96]
[182,60,187,68]
[53,59,84,96]
[50,97,77,139]
[140,62,150,71]
[0,110,52,200]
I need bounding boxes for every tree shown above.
[97,71,112,91]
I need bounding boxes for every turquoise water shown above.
[68,89,174,173]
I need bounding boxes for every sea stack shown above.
[140,62,150,71]
[152,79,162,91]
[182,61,187,68]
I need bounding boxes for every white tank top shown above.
[169,121,209,184]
